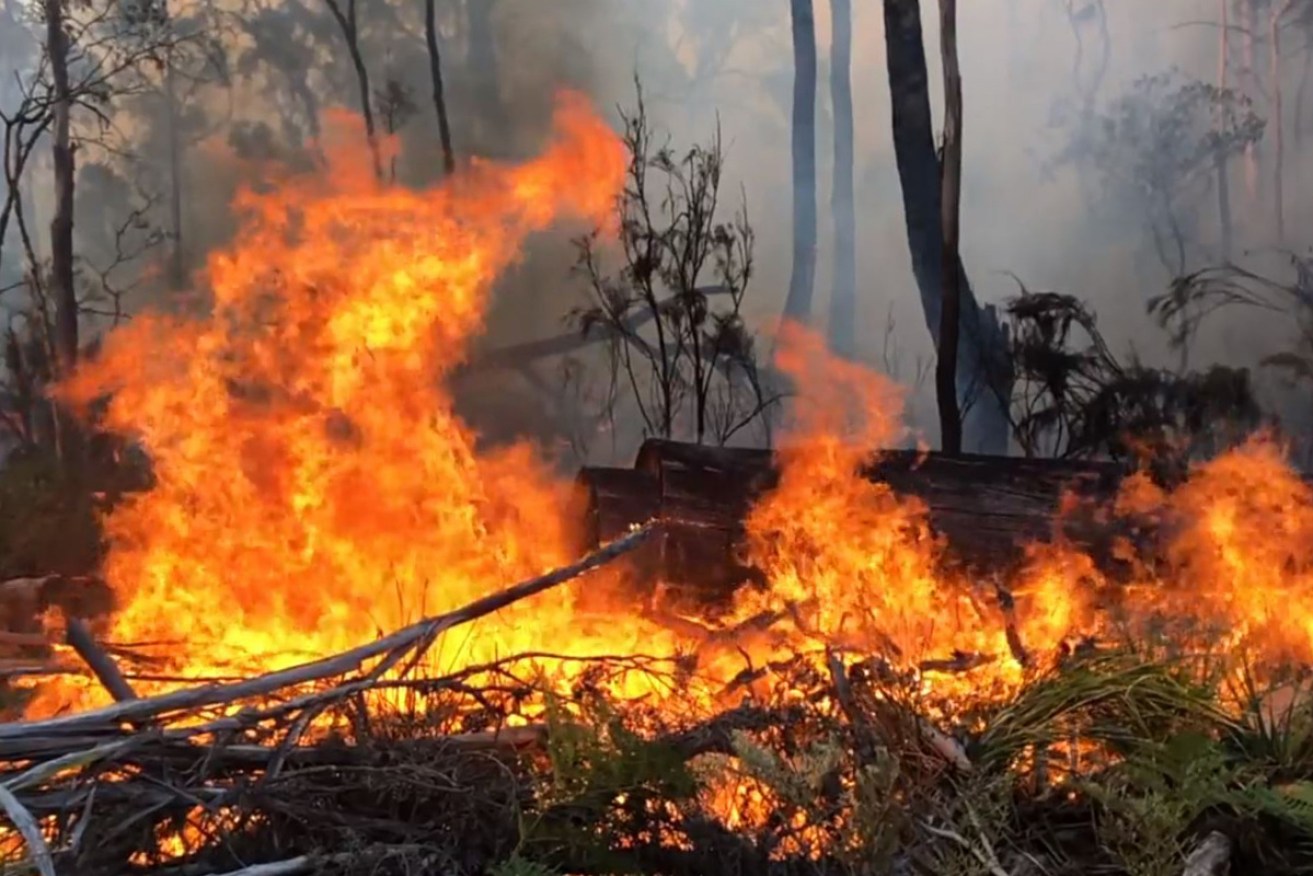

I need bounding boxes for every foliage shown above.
[520,691,699,873]
[1151,254,1313,390]
[1050,68,1264,274]
[572,82,779,447]
[1000,283,1262,465]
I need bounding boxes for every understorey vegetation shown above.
[11,578,1313,876]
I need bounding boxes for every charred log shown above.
[583,439,1132,604]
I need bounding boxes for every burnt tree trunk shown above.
[828,0,856,358]
[882,0,1012,454]
[164,49,185,289]
[935,0,963,454]
[425,0,456,176]
[782,0,818,327]
[579,438,1128,606]
[322,0,382,181]
[46,0,74,376]
[44,0,83,472]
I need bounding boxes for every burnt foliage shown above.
[1001,283,1261,468]
[571,82,779,448]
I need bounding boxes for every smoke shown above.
[2,0,1307,462]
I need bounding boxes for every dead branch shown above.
[65,618,138,702]
[0,522,655,741]
[0,782,56,876]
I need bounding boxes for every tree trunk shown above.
[467,0,507,149]
[881,0,1012,454]
[424,0,456,176]
[782,0,818,327]
[1295,33,1311,152]
[827,0,856,358]
[323,0,382,181]
[1216,0,1233,260]
[1270,0,1293,242]
[45,0,75,378]
[935,0,963,455]
[164,52,185,289]
[1242,0,1260,206]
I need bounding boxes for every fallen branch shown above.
[0,522,656,741]
[66,618,138,702]
[460,287,731,374]
[920,806,1010,876]
[0,782,56,876]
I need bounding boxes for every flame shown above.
[27,92,698,716]
[12,95,1313,856]
[7,96,1313,871]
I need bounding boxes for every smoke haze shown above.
[0,0,1307,461]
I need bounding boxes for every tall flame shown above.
[20,96,1313,725]
[37,93,650,714]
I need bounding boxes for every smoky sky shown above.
[0,0,1306,458]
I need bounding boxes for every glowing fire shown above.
[15,89,1313,741]
[28,92,692,716]
[7,90,1313,871]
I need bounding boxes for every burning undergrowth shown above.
[4,93,1313,875]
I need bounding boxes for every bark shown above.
[424,0,456,176]
[935,0,963,454]
[1216,0,1233,260]
[45,0,75,377]
[164,53,185,288]
[882,0,1012,454]
[1242,0,1260,205]
[1270,0,1293,242]
[827,0,856,358]
[466,0,507,147]
[322,0,382,181]
[782,0,818,327]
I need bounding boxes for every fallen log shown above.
[578,438,1132,603]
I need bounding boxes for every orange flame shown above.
[32,92,676,715]
[18,96,1313,732]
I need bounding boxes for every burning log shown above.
[577,438,1130,602]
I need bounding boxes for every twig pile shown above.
[0,526,666,876]
[0,520,1306,876]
